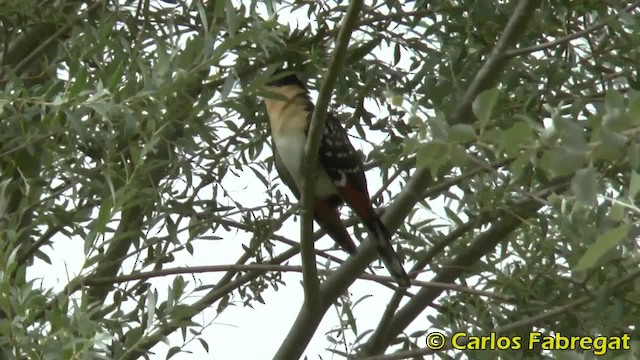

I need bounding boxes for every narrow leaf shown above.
[448,124,476,143]
[629,171,640,199]
[572,167,598,205]
[147,288,158,327]
[574,224,631,272]
[472,87,499,128]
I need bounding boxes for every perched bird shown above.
[262,69,410,288]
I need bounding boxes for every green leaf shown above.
[167,216,178,244]
[628,95,640,122]
[198,338,210,353]
[84,228,97,255]
[64,109,89,143]
[393,43,401,65]
[448,124,476,143]
[108,60,125,92]
[389,94,403,106]
[69,66,88,98]
[553,116,588,152]
[264,0,274,16]
[213,0,225,18]
[224,0,238,35]
[428,111,448,140]
[153,40,170,84]
[607,201,625,221]
[124,327,144,347]
[444,207,463,226]
[209,29,264,64]
[122,113,139,140]
[630,171,640,199]
[220,75,235,100]
[4,247,19,274]
[603,89,626,128]
[196,0,209,31]
[574,224,631,272]
[178,35,205,67]
[347,38,381,63]
[472,87,499,128]
[147,288,157,328]
[509,152,533,183]
[541,147,587,176]
[447,144,470,167]
[572,167,598,205]
[167,346,180,359]
[608,299,626,326]
[352,294,373,308]
[249,165,268,186]
[173,275,185,299]
[342,304,357,333]
[0,99,8,115]
[501,122,533,155]
[606,89,625,111]
[96,198,113,234]
[402,136,419,155]
[417,142,448,175]
[594,128,627,160]
[629,143,640,170]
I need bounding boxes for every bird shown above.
[262,69,410,288]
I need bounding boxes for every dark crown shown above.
[267,69,307,89]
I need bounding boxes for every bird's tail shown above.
[314,200,358,254]
[367,218,410,288]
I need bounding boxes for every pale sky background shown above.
[25,1,455,358]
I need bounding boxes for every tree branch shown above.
[271,0,365,357]
[117,211,400,359]
[84,262,529,305]
[330,0,543,354]
[119,245,304,360]
[450,0,542,125]
[367,217,481,348]
[360,268,640,360]
[298,0,364,310]
[86,78,208,306]
[359,179,569,355]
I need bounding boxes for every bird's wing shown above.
[317,113,373,221]
[318,113,410,287]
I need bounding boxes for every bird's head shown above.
[263,69,312,120]
[267,69,308,90]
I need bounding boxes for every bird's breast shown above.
[275,133,338,199]
[274,133,305,183]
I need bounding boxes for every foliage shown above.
[1,0,640,359]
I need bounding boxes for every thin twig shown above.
[505,1,640,58]
[11,0,105,75]
[84,264,514,303]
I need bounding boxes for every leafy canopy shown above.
[1,0,640,359]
